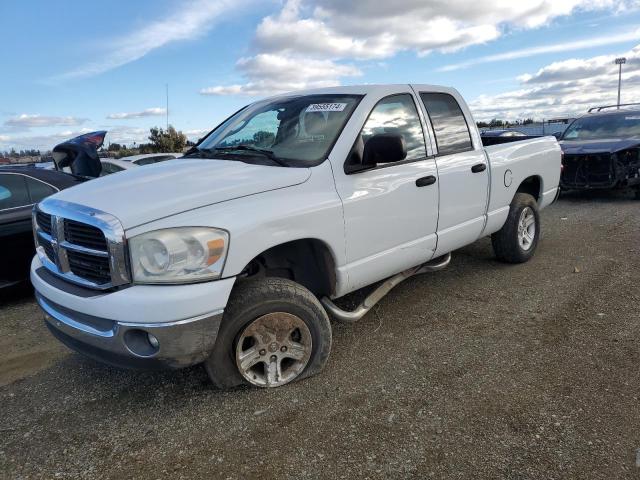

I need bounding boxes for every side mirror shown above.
[362,133,407,166]
[552,132,562,140]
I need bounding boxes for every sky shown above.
[1,0,640,151]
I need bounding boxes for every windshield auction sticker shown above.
[306,103,347,112]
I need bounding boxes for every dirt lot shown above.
[1,192,639,480]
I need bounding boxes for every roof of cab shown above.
[264,83,460,99]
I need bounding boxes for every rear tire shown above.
[492,193,540,264]
[204,277,332,389]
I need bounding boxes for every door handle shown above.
[471,163,487,173]
[415,175,437,187]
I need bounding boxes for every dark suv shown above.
[559,104,640,198]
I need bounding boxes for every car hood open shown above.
[51,159,311,229]
[560,138,640,155]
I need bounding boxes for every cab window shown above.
[420,93,473,155]
[360,94,427,161]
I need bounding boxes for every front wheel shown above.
[492,193,540,263]
[204,277,332,389]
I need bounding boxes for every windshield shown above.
[562,113,640,140]
[196,94,362,166]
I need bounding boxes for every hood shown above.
[51,159,311,228]
[559,138,640,155]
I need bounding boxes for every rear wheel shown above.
[204,277,332,389]
[492,193,540,263]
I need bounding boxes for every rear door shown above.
[414,88,489,255]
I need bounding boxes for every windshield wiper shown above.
[213,146,288,167]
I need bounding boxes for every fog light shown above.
[147,333,159,349]
[123,329,160,357]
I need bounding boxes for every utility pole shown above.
[166,83,169,130]
[615,57,626,109]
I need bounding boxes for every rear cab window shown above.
[420,93,473,156]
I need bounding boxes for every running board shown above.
[321,253,451,323]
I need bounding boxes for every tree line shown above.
[1,126,190,160]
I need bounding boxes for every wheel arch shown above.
[514,175,542,203]
[235,238,338,297]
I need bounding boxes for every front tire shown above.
[492,193,540,264]
[204,277,332,389]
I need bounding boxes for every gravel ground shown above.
[1,191,639,480]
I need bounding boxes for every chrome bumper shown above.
[37,293,223,369]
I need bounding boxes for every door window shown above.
[100,162,124,176]
[0,174,31,210]
[360,94,427,162]
[420,93,473,155]
[25,176,57,203]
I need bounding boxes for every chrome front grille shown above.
[64,219,108,251]
[33,199,130,290]
[67,250,111,284]
[36,211,53,236]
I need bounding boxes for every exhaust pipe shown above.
[321,253,451,323]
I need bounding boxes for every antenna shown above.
[166,83,169,130]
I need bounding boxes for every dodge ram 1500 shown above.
[31,84,561,388]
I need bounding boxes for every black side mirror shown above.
[362,133,407,167]
[552,132,562,140]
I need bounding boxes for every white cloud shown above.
[439,29,640,71]
[4,114,88,129]
[469,44,640,120]
[200,54,362,96]
[107,108,166,120]
[56,0,250,80]
[207,0,636,95]
[0,126,152,151]
[0,128,95,151]
[183,128,211,142]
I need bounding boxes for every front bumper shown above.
[31,256,235,369]
[561,152,640,190]
[38,293,222,369]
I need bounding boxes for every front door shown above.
[332,90,440,292]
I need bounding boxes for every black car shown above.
[559,105,640,198]
[0,168,84,288]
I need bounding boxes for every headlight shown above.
[129,227,228,284]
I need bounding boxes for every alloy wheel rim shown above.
[517,207,536,251]
[235,312,312,388]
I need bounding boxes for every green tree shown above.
[148,125,187,153]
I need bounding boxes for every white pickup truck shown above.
[31,84,561,389]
